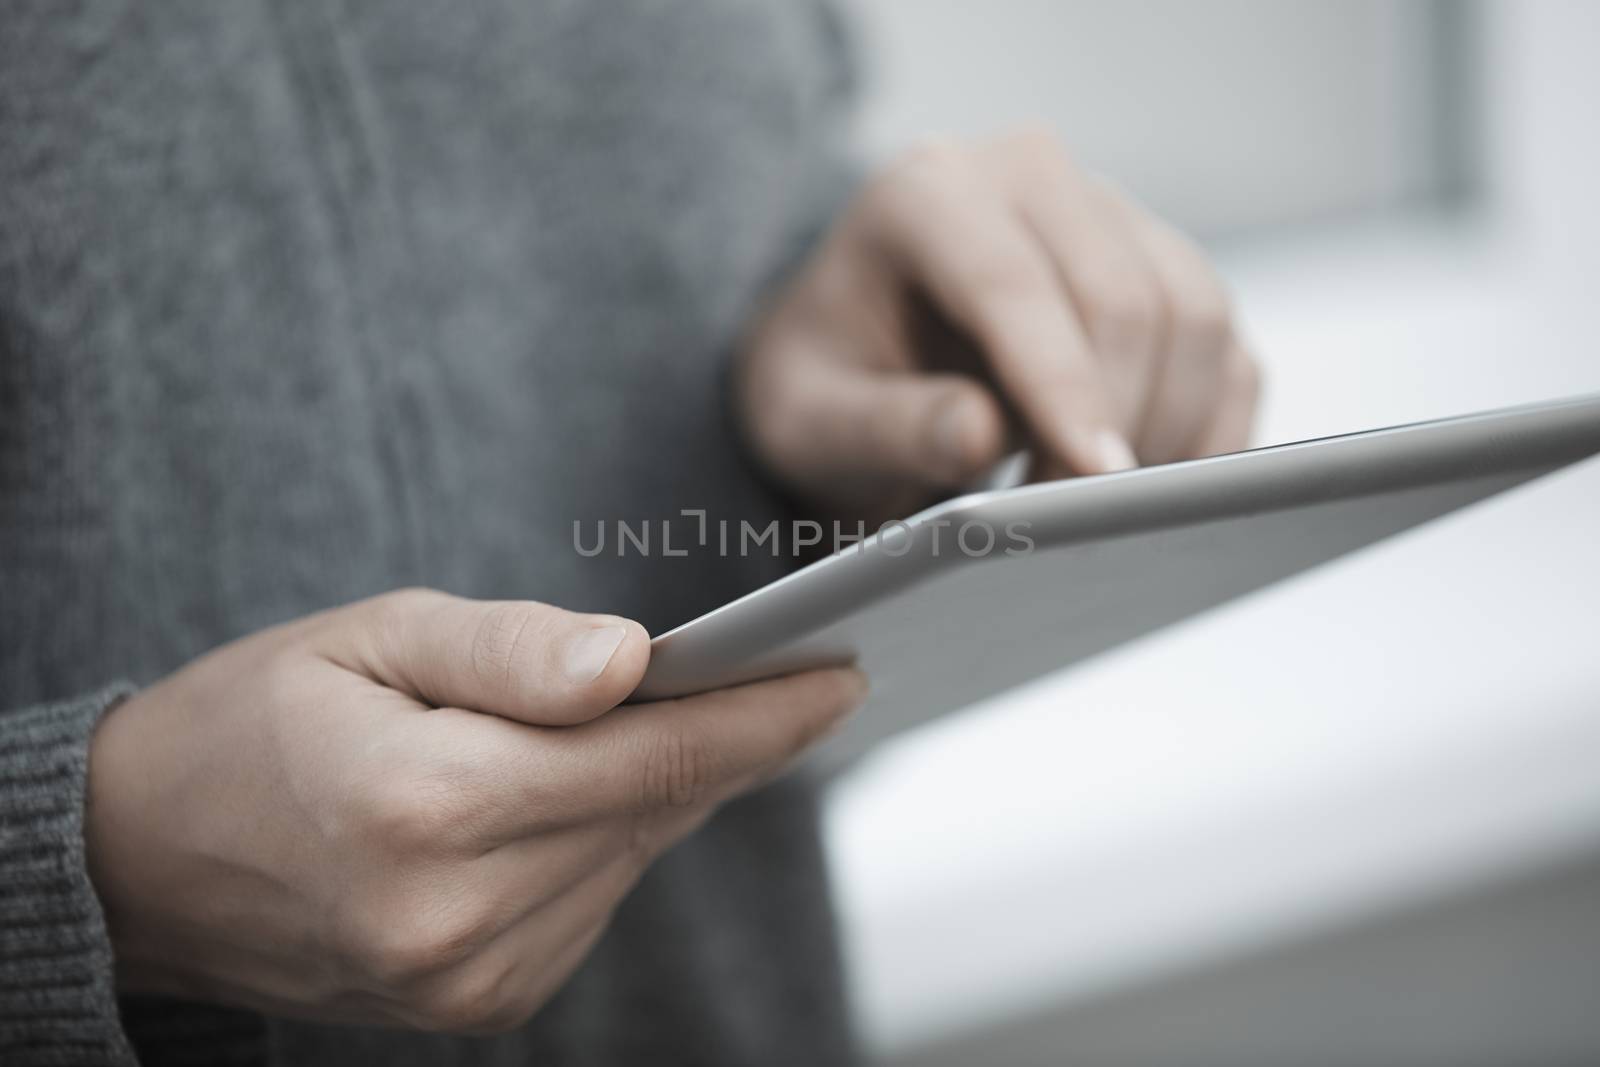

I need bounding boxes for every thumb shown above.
[775,359,1009,493]
[329,588,650,725]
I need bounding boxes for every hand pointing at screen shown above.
[738,128,1261,523]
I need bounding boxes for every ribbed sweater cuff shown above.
[1,685,139,1067]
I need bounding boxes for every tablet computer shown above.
[633,394,1600,761]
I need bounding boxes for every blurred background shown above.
[820,2,1600,1064]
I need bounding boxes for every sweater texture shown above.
[0,2,858,1063]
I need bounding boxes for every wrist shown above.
[83,686,172,994]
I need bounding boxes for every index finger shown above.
[520,667,867,825]
[858,145,1133,474]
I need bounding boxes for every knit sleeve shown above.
[1,685,139,1067]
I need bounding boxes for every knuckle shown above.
[365,772,471,852]
[354,890,491,991]
[638,725,719,809]
[1000,125,1081,191]
[415,961,515,1034]
[872,140,968,208]
[469,601,546,699]
[1075,269,1162,349]
[354,587,440,658]
[897,137,966,178]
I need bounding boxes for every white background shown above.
[822,3,1600,1062]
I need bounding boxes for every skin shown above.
[88,589,865,1033]
[85,129,1259,1034]
[739,128,1261,523]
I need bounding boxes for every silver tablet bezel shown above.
[635,393,1600,704]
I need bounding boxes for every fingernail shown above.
[1090,429,1139,473]
[565,625,627,684]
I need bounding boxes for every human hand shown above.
[739,128,1261,522]
[85,589,863,1032]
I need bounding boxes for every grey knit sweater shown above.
[0,2,858,1064]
